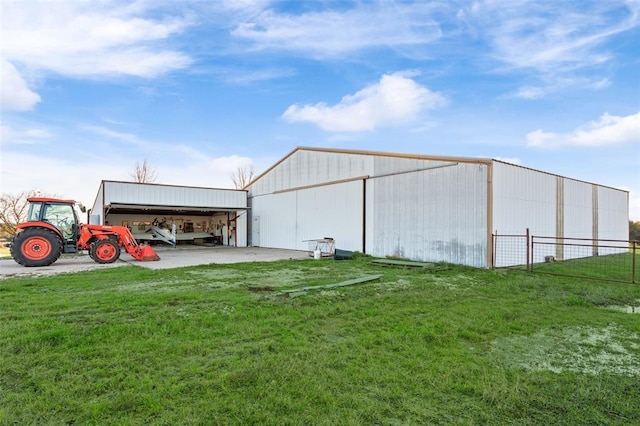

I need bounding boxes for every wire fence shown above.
[531,236,637,284]
[492,231,529,269]
[492,230,638,284]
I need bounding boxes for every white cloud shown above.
[470,1,640,72]
[0,1,192,80]
[207,155,253,173]
[511,86,547,100]
[527,112,640,148]
[217,67,296,85]
[0,59,41,111]
[231,2,444,58]
[0,122,51,145]
[462,0,640,96]
[80,125,145,146]
[509,76,612,100]
[282,73,446,132]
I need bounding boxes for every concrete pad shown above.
[120,246,309,269]
[0,255,129,280]
[0,246,310,279]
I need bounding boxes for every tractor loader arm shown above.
[79,225,160,262]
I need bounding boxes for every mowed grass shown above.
[532,251,640,283]
[1,255,639,425]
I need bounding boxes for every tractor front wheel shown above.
[11,227,63,267]
[90,239,121,264]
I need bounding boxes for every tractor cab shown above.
[24,198,82,249]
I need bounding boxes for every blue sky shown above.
[1,0,639,219]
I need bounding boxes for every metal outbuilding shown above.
[246,147,629,267]
[90,181,248,247]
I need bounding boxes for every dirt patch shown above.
[492,324,640,377]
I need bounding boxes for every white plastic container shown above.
[313,249,321,260]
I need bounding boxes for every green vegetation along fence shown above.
[493,231,639,284]
[531,236,638,284]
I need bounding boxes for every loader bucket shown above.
[134,244,160,261]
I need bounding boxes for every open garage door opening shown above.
[89,181,249,249]
[103,204,248,247]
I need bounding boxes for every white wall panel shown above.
[89,183,105,224]
[597,187,629,254]
[236,212,247,247]
[561,179,594,260]
[563,179,593,239]
[493,162,557,236]
[251,192,298,248]
[250,181,363,251]
[103,181,246,208]
[296,181,363,251]
[370,163,487,267]
[492,162,557,264]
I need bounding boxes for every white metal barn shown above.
[246,147,629,267]
[90,181,248,247]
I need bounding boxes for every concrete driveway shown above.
[0,246,310,279]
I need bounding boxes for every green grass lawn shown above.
[532,251,640,283]
[1,255,639,424]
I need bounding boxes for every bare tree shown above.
[130,159,158,183]
[231,164,255,189]
[0,190,52,238]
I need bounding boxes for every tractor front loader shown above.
[10,197,160,267]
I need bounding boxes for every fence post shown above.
[526,228,530,272]
[633,241,637,284]
[492,231,496,270]
[530,234,535,273]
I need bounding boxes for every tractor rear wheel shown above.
[11,227,63,267]
[90,239,121,264]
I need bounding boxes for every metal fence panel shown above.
[492,231,638,284]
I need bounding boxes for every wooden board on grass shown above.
[281,274,383,294]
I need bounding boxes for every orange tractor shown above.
[10,197,160,267]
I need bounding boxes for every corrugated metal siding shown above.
[250,151,373,196]
[597,186,629,246]
[492,162,629,265]
[492,162,557,264]
[369,162,487,267]
[251,192,298,249]
[251,181,363,251]
[103,181,246,208]
[493,162,557,236]
[561,179,595,260]
[563,179,593,239]
[296,181,363,251]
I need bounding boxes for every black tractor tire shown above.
[11,227,63,267]
[90,239,121,264]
